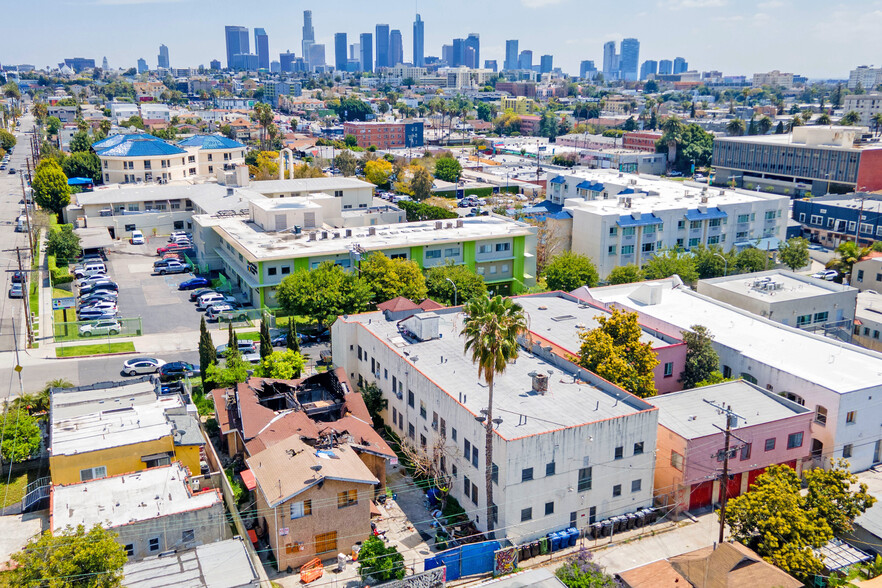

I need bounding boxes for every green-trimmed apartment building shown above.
[191,196,537,308]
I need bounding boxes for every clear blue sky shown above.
[2,0,877,78]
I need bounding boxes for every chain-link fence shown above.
[53,316,143,343]
[211,308,262,329]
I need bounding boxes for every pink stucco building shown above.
[649,380,813,515]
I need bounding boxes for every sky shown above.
[2,0,881,78]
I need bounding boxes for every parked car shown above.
[811,269,839,281]
[155,260,190,275]
[75,274,110,289]
[156,243,191,256]
[8,283,23,299]
[10,271,25,283]
[159,361,200,382]
[168,231,191,242]
[79,281,119,295]
[77,294,118,308]
[206,304,248,322]
[215,340,257,356]
[77,309,118,321]
[270,330,306,346]
[74,262,106,278]
[79,319,122,337]
[77,301,118,314]
[154,258,180,269]
[668,170,683,177]
[130,230,145,245]
[189,288,216,302]
[178,276,211,290]
[122,357,166,376]
[197,292,226,309]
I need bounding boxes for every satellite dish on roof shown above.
[310,464,323,473]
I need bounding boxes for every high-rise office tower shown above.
[580,60,597,79]
[452,38,465,67]
[225,26,249,69]
[254,28,269,70]
[465,34,480,69]
[375,24,390,69]
[518,50,532,71]
[442,45,453,65]
[302,10,315,62]
[158,44,169,69]
[280,51,297,73]
[602,40,617,78]
[505,40,518,71]
[270,61,280,73]
[102,56,109,70]
[484,60,497,72]
[389,29,403,67]
[334,33,348,72]
[360,33,373,73]
[639,60,657,80]
[413,14,425,67]
[137,58,148,73]
[658,59,673,75]
[309,44,325,70]
[540,54,553,74]
[619,38,639,81]
[209,59,221,71]
[673,56,688,74]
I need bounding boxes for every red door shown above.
[747,467,766,490]
[721,473,742,502]
[689,481,714,510]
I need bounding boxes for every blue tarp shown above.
[425,540,501,581]
[684,207,728,221]
[67,177,94,186]
[617,213,663,227]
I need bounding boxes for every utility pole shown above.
[704,399,746,544]
[6,248,34,347]
[19,170,34,257]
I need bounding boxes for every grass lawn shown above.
[234,331,260,341]
[0,463,49,509]
[56,342,135,358]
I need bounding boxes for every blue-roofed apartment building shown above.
[93,134,246,185]
[792,193,882,249]
[546,169,789,279]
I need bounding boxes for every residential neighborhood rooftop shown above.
[123,538,259,588]
[250,177,375,193]
[699,269,855,303]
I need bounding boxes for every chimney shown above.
[532,373,548,395]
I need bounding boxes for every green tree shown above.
[476,102,492,122]
[286,319,301,356]
[358,535,405,583]
[462,295,528,540]
[364,159,393,186]
[46,116,62,136]
[726,118,746,136]
[736,247,769,273]
[679,325,719,389]
[335,98,373,122]
[397,200,457,222]
[643,79,659,93]
[334,150,357,176]
[757,115,773,135]
[778,237,810,271]
[426,262,487,306]
[434,156,462,182]
[69,130,92,153]
[606,264,643,285]
[276,262,372,327]
[642,248,698,282]
[259,320,272,360]
[10,524,127,588]
[46,224,82,262]
[692,245,734,279]
[0,129,15,151]
[33,159,72,217]
[659,115,683,166]
[816,113,832,125]
[830,241,871,281]
[840,110,862,126]
[694,371,730,387]
[252,102,274,150]
[256,350,306,379]
[198,316,217,389]
[410,166,434,201]
[360,382,386,428]
[555,547,618,588]
[576,308,659,398]
[544,251,599,291]
[344,134,358,147]
[206,348,250,388]
[0,409,42,462]
[121,115,145,129]
[359,252,427,303]
[804,461,876,536]
[62,151,101,183]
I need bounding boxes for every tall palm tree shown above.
[873,113,882,137]
[830,241,871,282]
[816,113,832,125]
[660,116,683,168]
[252,102,274,151]
[840,110,862,126]
[461,295,527,538]
[757,115,773,135]
[787,115,804,132]
[726,118,746,136]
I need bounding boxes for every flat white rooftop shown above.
[699,270,855,303]
[51,378,158,421]
[586,279,882,394]
[250,177,374,193]
[346,309,654,439]
[650,380,810,440]
[199,215,535,262]
[123,538,258,588]
[52,463,221,530]
[73,183,266,216]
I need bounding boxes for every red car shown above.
[156,243,191,256]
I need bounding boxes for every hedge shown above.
[434,186,520,199]
[48,255,73,285]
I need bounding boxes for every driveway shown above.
[0,512,46,566]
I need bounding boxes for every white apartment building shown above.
[332,307,658,543]
[110,102,140,123]
[843,93,882,127]
[140,103,170,122]
[849,66,882,90]
[752,70,795,88]
[581,278,882,473]
[547,169,789,279]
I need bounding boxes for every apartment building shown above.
[93,133,189,184]
[843,93,882,127]
[622,131,662,153]
[792,193,882,248]
[547,169,788,279]
[712,126,882,197]
[581,278,882,472]
[855,291,882,351]
[342,120,424,149]
[177,134,247,176]
[752,70,795,88]
[332,307,658,543]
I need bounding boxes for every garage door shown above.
[747,467,766,490]
[689,481,714,510]
[721,473,742,502]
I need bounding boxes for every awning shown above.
[617,213,663,228]
[74,227,114,250]
[67,177,94,186]
[576,180,604,191]
[240,469,257,491]
[550,176,566,185]
[735,237,781,251]
[684,207,728,221]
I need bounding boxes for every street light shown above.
[713,252,728,276]
[445,277,458,306]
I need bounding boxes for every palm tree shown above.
[840,110,862,126]
[461,295,527,538]
[726,118,746,136]
[660,116,683,168]
[873,113,882,137]
[816,113,832,125]
[830,241,871,282]
[787,115,804,132]
[252,102,274,150]
[757,115,773,135]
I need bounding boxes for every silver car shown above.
[122,357,166,376]
[79,319,122,337]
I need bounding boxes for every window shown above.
[737,214,750,223]
[609,227,618,236]
[613,484,622,497]
[144,455,171,468]
[671,451,683,471]
[408,423,415,439]
[491,463,499,484]
[426,249,441,259]
[267,267,277,276]
[444,247,460,257]
[621,245,634,255]
[631,479,642,493]
[545,501,555,516]
[281,266,291,275]
[392,407,398,427]
[577,467,592,492]
[634,442,644,456]
[765,438,776,451]
[478,244,491,254]
[813,312,828,324]
[337,489,358,508]
[709,218,722,228]
[315,532,337,554]
[641,242,655,253]
[419,401,427,419]
[464,439,471,461]
[663,362,674,377]
[496,242,511,252]
[688,237,700,247]
[546,462,556,476]
[740,443,752,460]
[608,245,617,255]
[432,411,438,431]
[472,448,479,468]
[614,446,624,460]
[846,411,857,424]
[859,270,866,283]
[471,483,478,505]
[124,544,134,556]
[797,314,812,327]
[182,529,195,543]
[690,220,702,230]
[844,444,854,458]
[148,537,160,552]
[707,236,720,245]
[452,464,458,477]
[522,467,534,482]
[80,466,107,482]
[408,390,414,408]
[452,428,457,442]
[440,418,446,437]
[521,507,533,522]
[765,210,776,220]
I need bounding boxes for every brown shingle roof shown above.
[617,560,688,588]
[377,296,420,312]
[668,542,802,588]
[419,298,445,311]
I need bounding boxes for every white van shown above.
[15,216,25,232]
[197,292,225,310]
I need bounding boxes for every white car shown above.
[811,270,838,281]
[130,230,145,245]
[122,357,166,375]
[79,319,122,337]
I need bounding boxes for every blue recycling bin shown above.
[549,532,563,552]
[565,527,579,547]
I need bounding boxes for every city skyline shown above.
[1,0,879,78]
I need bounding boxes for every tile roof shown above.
[419,298,446,311]
[377,296,421,312]
[177,134,246,150]
[617,560,688,588]
[94,134,186,157]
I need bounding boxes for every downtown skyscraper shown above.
[157,44,169,69]
[224,25,249,70]
[619,38,640,81]
[302,10,315,66]
[413,14,424,67]
[254,28,269,70]
[465,33,480,69]
[504,39,518,71]
[389,29,403,67]
[375,24,390,69]
[334,32,348,72]
[360,32,373,73]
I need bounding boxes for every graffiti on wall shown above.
[494,546,518,576]
[376,567,446,588]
